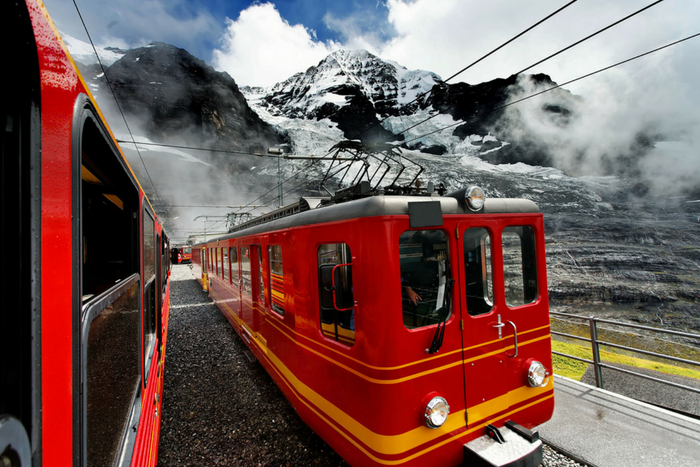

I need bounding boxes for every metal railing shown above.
[550,311,700,395]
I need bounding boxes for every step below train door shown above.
[458,219,551,431]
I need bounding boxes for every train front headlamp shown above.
[424,396,450,429]
[526,360,550,388]
[465,186,485,211]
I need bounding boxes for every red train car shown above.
[1,1,171,466]
[193,187,554,466]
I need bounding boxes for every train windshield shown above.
[399,230,451,329]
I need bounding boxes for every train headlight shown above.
[424,396,450,429]
[526,360,550,388]
[465,186,485,212]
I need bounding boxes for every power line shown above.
[387,0,666,143]
[351,1,581,141]
[403,31,700,145]
[116,140,273,157]
[513,0,664,76]
[71,0,162,202]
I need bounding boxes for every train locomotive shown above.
[193,179,554,466]
[1,1,171,466]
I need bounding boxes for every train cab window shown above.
[318,244,355,346]
[502,226,538,307]
[241,247,251,294]
[464,228,494,316]
[230,247,239,286]
[223,247,229,283]
[268,245,284,316]
[399,230,451,329]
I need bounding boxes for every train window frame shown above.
[268,245,285,317]
[223,246,229,283]
[463,227,495,317]
[230,247,239,286]
[317,243,355,346]
[398,229,453,330]
[73,100,143,467]
[240,246,251,295]
[142,204,157,387]
[80,274,142,467]
[255,245,265,305]
[502,226,538,308]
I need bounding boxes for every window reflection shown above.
[399,230,451,329]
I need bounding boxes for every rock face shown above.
[104,42,288,153]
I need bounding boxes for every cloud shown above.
[212,3,340,87]
[43,0,222,60]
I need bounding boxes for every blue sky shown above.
[42,0,699,89]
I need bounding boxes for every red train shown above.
[1,1,171,466]
[193,187,554,466]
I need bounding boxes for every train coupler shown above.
[462,421,542,467]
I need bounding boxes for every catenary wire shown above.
[72,0,162,202]
[403,32,700,145]
[351,0,581,140]
[387,0,667,142]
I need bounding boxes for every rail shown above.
[550,311,700,395]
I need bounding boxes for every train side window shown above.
[502,226,538,307]
[241,247,251,294]
[223,247,229,283]
[216,247,220,277]
[399,230,451,329]
[82,277,141,467]
[317,243,355,346]
[268,245,284,316]
[230,247,239,286]
[255,246,265,304]
[142,207,156,384]
[464,228,494,316]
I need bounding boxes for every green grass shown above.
[552,339,700,381]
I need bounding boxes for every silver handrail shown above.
[550,311,700,395]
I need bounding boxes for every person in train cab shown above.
[401,277,421,305]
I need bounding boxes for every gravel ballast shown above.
[158,265,586,467]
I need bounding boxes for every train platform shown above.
[538,375,700,467]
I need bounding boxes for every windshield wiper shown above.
[427,278,454,354]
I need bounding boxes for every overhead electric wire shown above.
[513,0,664,76]
[352,0,580,140]
[402,31,700,145]
[386,0,667,143]
[116,140,273,158]
[71,0,161,202]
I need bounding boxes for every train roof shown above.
[204,192,540,244]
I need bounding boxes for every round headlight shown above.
[424,396,450,429]
[465,186,485,211]
[527,361,550,388]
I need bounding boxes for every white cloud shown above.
[212,3,340,87]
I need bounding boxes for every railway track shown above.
[159,265,585,466]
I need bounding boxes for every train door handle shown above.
[493,314,505,338]
[507,320,518,358]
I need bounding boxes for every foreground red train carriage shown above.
[1,1,171,466]
[194,187,554,466]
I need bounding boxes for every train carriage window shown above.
[399,230,452,329]
[230,247,239,286]
[223,247,229,283]
[241,247,251,294]
[142,208,156,384]
[502,226,538,307]
[317,244,355,346]
[215,247,220,277]
[464,228,494,316]
[82,276,141,467]
[268,245,284,316]
[255,246,265,304]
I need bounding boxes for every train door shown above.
[458,220,541,425]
